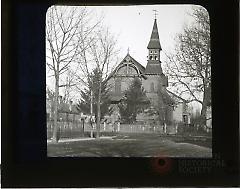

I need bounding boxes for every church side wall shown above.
[142,75,162,93]
[143,75,168,106]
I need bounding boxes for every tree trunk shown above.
[52,74,59,143]
[90,89,93,138]
[201,102,207,126]
[82,118,85,137]
[96,81,102,138]
[201,81,211,126]
[200,91,208,126]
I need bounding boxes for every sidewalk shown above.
[47,136,114,143]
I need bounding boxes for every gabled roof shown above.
[71,105,80,114]
[106,53,146,80]
[147,19,162,50]
[127,54,145,73]
[58,102,80,114]
[58,102,70,113]
[160,90,175,105]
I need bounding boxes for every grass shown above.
[163,135,212,148]
[47,133,212,157]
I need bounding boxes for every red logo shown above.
[150,153,173,175]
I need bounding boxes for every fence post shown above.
[164,123,167,134]
[175,124,178,134]
[103,122,106,131]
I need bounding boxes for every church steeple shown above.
[147,19,162,50]
[145,18,163,75]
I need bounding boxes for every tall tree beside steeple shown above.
[165,7,211,125]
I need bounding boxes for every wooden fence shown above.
[47,120,181,139]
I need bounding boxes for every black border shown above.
[2,0,239,187]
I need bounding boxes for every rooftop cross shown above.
[153,9,158,19]
[127,47,130,54]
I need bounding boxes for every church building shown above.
[106,18,190,125]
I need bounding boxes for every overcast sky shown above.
[47,4,199,84]
[90,5,198,67]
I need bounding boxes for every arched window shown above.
[150,82,155,92]
[128,66,138,75]
[155,56,158,60]
[149,56,153,60]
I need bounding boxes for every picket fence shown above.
[47,120,180,139]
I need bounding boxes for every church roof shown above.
[106,53,146,80]
[125,53,145,73]
[162,91,175,105]
[145,61,163,75]
[147,19,162,50]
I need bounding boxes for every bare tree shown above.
[60,69,76,103]
[75,26,119,138]
[165,7,211,125]
[46,6,98,142]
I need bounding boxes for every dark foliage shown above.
[77,68,111,120]
[118,78,150,123]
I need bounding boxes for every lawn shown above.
[47,133,212,157]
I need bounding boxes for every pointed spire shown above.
[147,19,162,50]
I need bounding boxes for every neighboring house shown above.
[168,90,191,124]
[58,99,81,122]
[46,94,81,122]
[106,18,190,125]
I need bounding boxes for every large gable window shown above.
[128,66,138,75]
